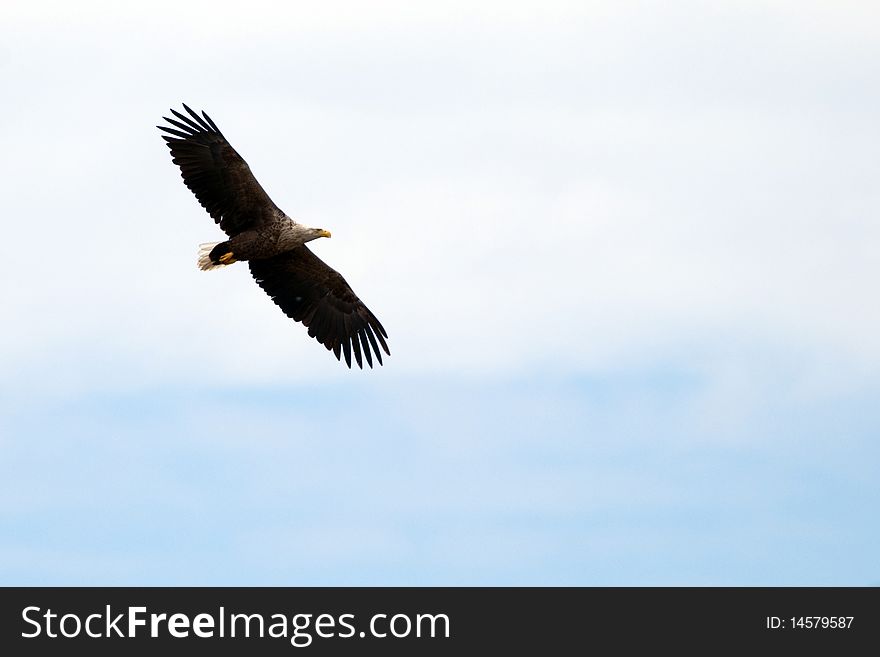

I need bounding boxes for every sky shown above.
[0,0,878,585]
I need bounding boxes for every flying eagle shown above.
[158,104,390,369]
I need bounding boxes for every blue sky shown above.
[3,367,878,585]
[1,1,878,584]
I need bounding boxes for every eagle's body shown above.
[198,217,327,270]
[159,105,390,369]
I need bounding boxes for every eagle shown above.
[158,104,390,369]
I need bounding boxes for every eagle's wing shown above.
[249,247,391,369]
[158,104,281,235]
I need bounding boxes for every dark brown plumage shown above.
[159,104,390,369]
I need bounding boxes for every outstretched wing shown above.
[249,247,390,369]
[158,104,281,235]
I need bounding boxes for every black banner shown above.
[1,587,876,654]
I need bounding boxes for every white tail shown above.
[197,242,223,271]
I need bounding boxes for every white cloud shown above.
[1,1,879,397]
